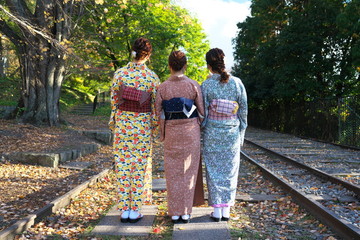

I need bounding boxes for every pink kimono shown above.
[155,75,205,216]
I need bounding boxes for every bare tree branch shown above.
[0,4,70,53]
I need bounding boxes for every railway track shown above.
[241,128,360,240]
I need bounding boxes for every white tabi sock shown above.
[222,206,230,218]
[181,214,190,220]
[213,207,222,218]
[129,210,140,219]
[121,210,130,218]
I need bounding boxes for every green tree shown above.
[0,0,210,126]
[233,0,359,102]
[70,0,209,85]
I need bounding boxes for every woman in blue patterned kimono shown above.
[201,48,248,222]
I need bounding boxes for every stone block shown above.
[37,154,59,168]
[59,151,73,163]
[8,152,59,167]
[72,149,80,159]
[96,132,113,145]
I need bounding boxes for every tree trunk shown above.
[18,39,65,126]
[0,37,5,77]
[0,0,80,126]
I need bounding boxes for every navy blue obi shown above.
[162,97,198,120]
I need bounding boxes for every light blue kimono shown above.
[201,74,248,207]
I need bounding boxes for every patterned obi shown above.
[208,99,239,120]
[114,85,151,112]
[162,97,198,120]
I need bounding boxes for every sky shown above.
[176,0,252,70]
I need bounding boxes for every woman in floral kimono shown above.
[201,48,248,222]
[155,51,205,223]
[109,37,159,223]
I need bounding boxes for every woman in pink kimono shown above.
[155,51,205,223]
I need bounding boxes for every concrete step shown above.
[91,205,158,237]
[80,130,113,145]
[172,207,231,240]
[70,104,94,115]
[5,143,101,168]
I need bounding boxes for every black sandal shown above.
[181,215,191,223]
[171,216,181,223]
[210,212,221,222]
[120,211,130,223]
[120,217,129,223]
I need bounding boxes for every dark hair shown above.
[132,37,152,61]
[206,48,230,83]
[168,50,187,71]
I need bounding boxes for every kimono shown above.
[155,75,205,216]
[109,62,159,212]
[201,73,248,207]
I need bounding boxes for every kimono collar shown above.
[210,73,221,80]
[168,75,188,81]
[127,61,147,70]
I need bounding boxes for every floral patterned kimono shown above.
[201,73,247,208]
[109,62,159,212]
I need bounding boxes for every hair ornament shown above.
[131,51,137,58]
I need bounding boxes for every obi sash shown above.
[208,99,238,120]
[162,97,198,120]
[114,85,151,112]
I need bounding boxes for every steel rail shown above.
[240,151,360,240]
[244,139,360,197]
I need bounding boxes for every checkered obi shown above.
[162,97,198,120]
[208,99,239,120]
[114,85,151,112]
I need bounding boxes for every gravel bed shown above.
[237,160,285,195]
[231,152,339,239]
[243,141,360,231]
[245,127,360,182]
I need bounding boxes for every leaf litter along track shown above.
[0,113,113,232]
[1,118,341,239]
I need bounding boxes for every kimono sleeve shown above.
[155,85,166,142]
[200,81,210,128]
[193,82,205,123]
[150,74,160,140]
[109,71,121,132]
[236,79,248,146]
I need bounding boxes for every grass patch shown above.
[93,103,111,117]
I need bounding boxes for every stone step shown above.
[5,143,101,168]
[80,130,113,145]
[91,205,157,237]
[172,207,231,240]
[70,104,94,115]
